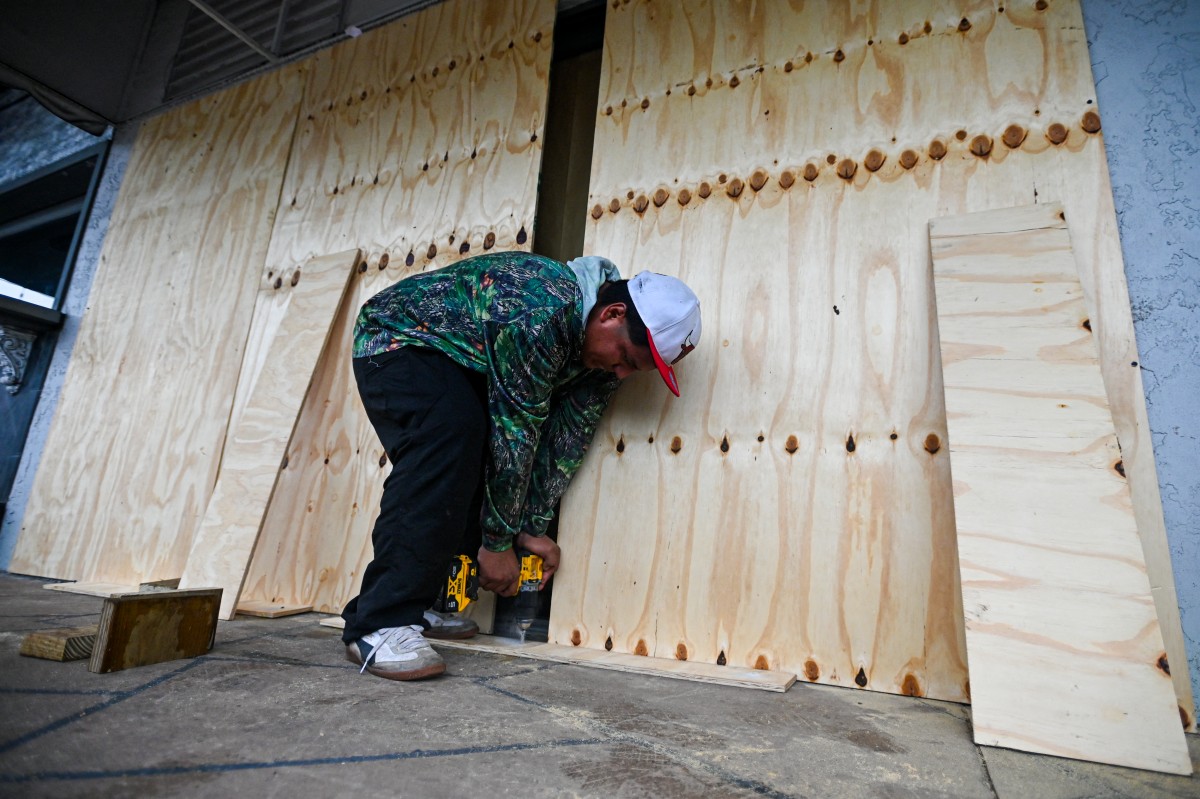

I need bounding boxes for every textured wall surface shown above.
[1082,0,1200,704]
[0,97,102,186]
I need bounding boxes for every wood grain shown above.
[89,589,221,674]
[11,68,305,586]
[930,203,1190,775]
[20,626,98,661]
[179,250,359,619]
[239,0,556,616]
[552,0,1191,721]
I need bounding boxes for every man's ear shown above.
[599,302,627,323]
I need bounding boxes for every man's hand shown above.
[516,532,560,588]
[477,546,520,597]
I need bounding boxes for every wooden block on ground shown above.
[432,635,797,692]
[236,600,313,618]
[44,581,139,597]
[89,588,222,674]
[318,615,345,629]
[930,203,1191,775]
[20,626,99,661]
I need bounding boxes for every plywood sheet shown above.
[930,203,1190,775]
[552,0,1191,721]
[178,250,359,619]
[89,589,221,674]
[239,0,557,615]
[11,68,305,585]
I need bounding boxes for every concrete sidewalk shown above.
[0,573,1195,798]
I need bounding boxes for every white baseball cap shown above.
[627,271,702,397]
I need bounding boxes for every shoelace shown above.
[359,625,426,674]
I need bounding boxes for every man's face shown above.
[581,302,656,379]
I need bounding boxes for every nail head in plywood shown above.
[930,204,1191,775]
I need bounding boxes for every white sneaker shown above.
[345,625,445,681]
[422,609,480,640]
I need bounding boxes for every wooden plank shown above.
[11,66,305,586]
[44,581,139,598]
[178,250,359,619]
[552,0,1191,720]
[433,635,797,692]
[236,600,313,618]
[315,617,795,691]
[930,203,1190,775]
[88,589,222,674]
[20,626,98,661]
[239,0,557,615]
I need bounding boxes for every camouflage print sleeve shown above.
[478,308,574,552]
[516,371,620,539]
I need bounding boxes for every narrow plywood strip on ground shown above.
[316,617,794,691]
[179,250,360,619]
[930,203,1190,775]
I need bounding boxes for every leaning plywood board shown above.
[179,250,359,619]
[929,203,1190,774]
[239,0,556,616]
[552,0,1192,721]
[89,589,222,674]
[11,67,305,586]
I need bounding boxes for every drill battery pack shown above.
[432,554,478,614]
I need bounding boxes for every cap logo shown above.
[670,330,696,365]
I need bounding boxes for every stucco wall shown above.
[1083,0,1200,705]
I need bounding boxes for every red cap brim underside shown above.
[645,329,680,397]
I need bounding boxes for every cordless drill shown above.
[514,550,543,643]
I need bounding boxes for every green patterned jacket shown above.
[354,252,620,551]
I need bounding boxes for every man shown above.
[342,251,702,680]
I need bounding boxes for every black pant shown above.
[341,347,488,643]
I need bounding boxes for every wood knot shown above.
[653,188,669,206]
[754,655,770,670]
[1002,124,1028,148]
[956,129,968,141]
[459,242,470,255]
[924,433,941,454]
[379,252,389,269]
[749,170,768,192]
[969,134,993,157]
[1035,0,1048,9]
[803,163,820,182]
[358,261,368,274]
[958,17,971,32]
[635,639,648,656]
[864,149,886,172]
[845,434,856,453]
[1047,123,1068,144]
[670,436,682,454]
[779,170,796,189]
[1082,318,1092,332]
[273,277,283,289]
[717,651,727,665]
[616,436,625,454]
[1081,110,1101,133]
[725,177,744,198]
[804,659,820,681]
[591,204,603,219]
[898,32,909,45]
[675,643,688,661]
[289,269,300,287]
[899,149,919,170]
[836,159,858,180]
[633,195,649,214]
[605,636,613,651]
[855,667,868,687]
[406,251,415,266]
[785,435,799,454]
[378,454,387,467]
[608,198,621,213]
[928,139,947,160]
[720,435,730,453]
[483,232,496,250]
[729,74,740,88]
[901,673,923,696]
[698,182,712,199]
[426,243,438,259]
[826,153,837,165]
[516,226,527,245]
[570,629,581,646]
[640,97,650,110]
[833,49,845,63]
[677,188,692,205]
[1156,654,1171,674]
[784,60,794,72]
[1113,459,1126,478]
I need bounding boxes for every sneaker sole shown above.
[422,628,478,640]
[344,649,446,681]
